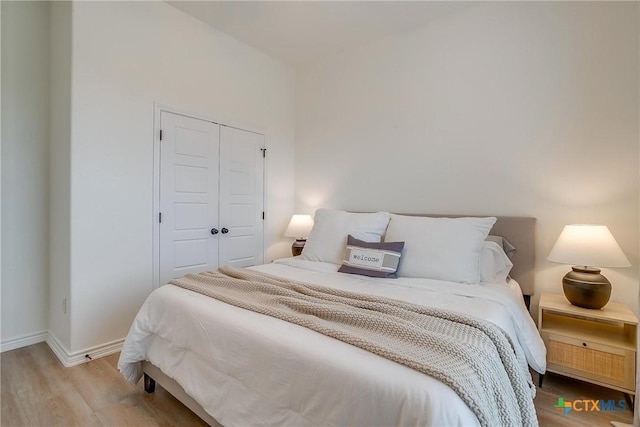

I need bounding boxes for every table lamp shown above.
[547,224,630,309]
[284,214,314,256]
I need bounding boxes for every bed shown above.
[118,211,546,427]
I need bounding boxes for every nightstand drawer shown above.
[543,332,635,391]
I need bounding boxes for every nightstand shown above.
[538,293,637,404]
[291,239,305,256]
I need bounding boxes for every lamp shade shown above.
[284,214,314,239]
[547,224,630,268]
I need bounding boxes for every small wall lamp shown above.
[547,224,630,309]
[284,214,314,256]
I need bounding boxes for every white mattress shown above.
[119,258,546,427]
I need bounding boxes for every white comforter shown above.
[119,258,546,427]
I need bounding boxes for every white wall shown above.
[48,0,72,350]
[0,0,2,350]
[295,2,639,314]
[1,1,50,348]
[66,2,296,352]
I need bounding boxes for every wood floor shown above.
[1,343,207,426]
[531,370,634,426]
[1,342,635,426]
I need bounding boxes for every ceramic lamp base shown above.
[562,266,611,310]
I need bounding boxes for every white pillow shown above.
[301,209,391,264]
[479,241,514,284]
[384,215,496,283]
[486,235,517,259]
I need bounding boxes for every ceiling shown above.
[166,1,473,67]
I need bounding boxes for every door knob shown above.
[211,228,219,235]
[221,228,229,234]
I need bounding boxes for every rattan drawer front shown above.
[548,341,624,380]
[543,332,635,391]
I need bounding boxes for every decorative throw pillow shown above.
[301,209,391,265]
[384,215,497,283]
[338,235,404,278]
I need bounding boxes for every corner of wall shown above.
[48,0,73,350]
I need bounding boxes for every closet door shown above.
[159,112,220,285]
[219,126,265,267]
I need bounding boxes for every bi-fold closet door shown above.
[159,111,264,286]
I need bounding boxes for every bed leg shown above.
[538,373,544,388]
[144,373,156,393]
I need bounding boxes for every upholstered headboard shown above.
[397,214,536,297]
[487,216,536,295]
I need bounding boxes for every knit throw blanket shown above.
[170,266,538,427]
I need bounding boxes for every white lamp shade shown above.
[547,224,631,268]
[284,214,314,239]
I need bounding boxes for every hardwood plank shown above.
[35,390,97,427]
[1,344,210,426]
[2,343,75,397]
[102,352,120,371]
[1,344,94,426]
[92,399,160,427]
[1,375,30,427]
[132,384,209,426]
[7,386,96,426]
[66,355,137,412]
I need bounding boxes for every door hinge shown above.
[261,148,266,158]
[262,211,265,220]
[159,212,162,223]
[159,129,163,141]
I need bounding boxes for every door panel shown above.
[227,203,255,227]
[175,127,209,157]
[160,112,220,285]
[174,165,208,193]
[219,126,264,268]
[174,239,208,268]
[174,203,208,230]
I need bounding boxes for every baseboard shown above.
[46,332,124,367]
[45,331,73,366]
[2,330,125,366]
[1,331,48,353]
